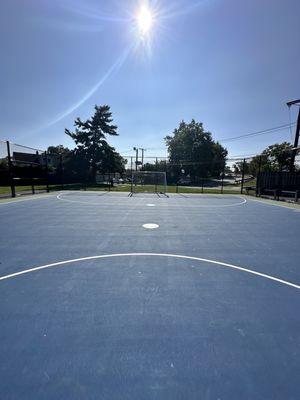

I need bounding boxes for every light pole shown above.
[139,148,146,167]
[133,147,139,171]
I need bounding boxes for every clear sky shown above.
[0,0,299,158]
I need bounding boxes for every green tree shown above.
[261,142,293,171]
[0,158,7,169]
[165,120,228,182]
[142,160,168,172]
[47,145,71,157]
[248,154,271,175]
[65,105,126,181]
[233,161,249,175]
[233,142,294,177]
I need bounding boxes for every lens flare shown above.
[29,1,206,134]
[136,5,153,35]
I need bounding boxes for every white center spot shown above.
[147,204,156,207]
[142,223,159,229]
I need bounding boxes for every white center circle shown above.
[142,223,159,229]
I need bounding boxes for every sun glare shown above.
[136,5,153,36]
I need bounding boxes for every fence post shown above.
[155,157,158,193]
[256,156,262,197]
[84,173,87,191]
[201,177,204,194]
[31,164,35,194]
[240,158,246,195]
[59,154,64,190]
[279,164,283,196]
[44,151,50,193]
[6,141,15,198]
[221,168,224,194]
[165,159,168,193]
[130,157,133,193]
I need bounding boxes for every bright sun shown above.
[136,5,153,36]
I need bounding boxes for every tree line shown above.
[3,103,294,185]
[233,142,296,176]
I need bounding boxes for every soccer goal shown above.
[130,171,167,195]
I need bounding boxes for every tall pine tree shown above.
[65,105,125,180]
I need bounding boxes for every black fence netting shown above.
[9,143,47,195]
[1,140,299,200]
[0,141,9,186]
[257,171,300,191]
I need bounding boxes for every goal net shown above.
[131,171,167,194]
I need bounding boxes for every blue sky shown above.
[0,0,299,158]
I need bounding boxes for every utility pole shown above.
[139,148,146,167]
[287,99,300,173]
[133,147,139,171]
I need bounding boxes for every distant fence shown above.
[257,171,300,191]
[1,139,300,198]
[0,141,249,197]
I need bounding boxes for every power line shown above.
[120,122,297,155]
[218,122,296,142]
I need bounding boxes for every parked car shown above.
[178,177,191,185]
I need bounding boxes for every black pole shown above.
[165,158,168,193]
[279,163,283,198]
[6,141,15,198]
[141,148,144,167]
[221,167,224,194]
[241,158,246,195]
[60,154,64,190]
[45,151,50,193]
[31,163,35,194]
[84,171,87,191]
[130,156,133,193]
[289,107,300,172]
[155,157,158,193]
[256,155,262,196]
[133,147,139,171]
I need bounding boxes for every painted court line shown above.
[0,253,299,290]
[0,194,55,205]
[56,193,247,208]
[142,223,159,229]
[247,197,300,211]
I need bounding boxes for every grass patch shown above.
[0,183,245,196]
[242,179,256,187]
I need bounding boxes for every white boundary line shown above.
[247,196,300,211]
[0,253,299,289]
[0,193,55,206]
[56,193,247,208]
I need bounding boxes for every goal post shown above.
[131,171,167,194]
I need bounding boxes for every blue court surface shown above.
[0,191,299,400]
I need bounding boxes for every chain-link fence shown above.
[0,141,10,195]
[1,141,299,200]
[0,141,54,197]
